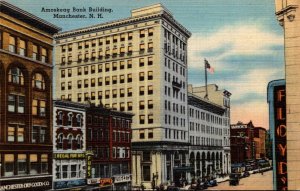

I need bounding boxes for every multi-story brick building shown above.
[53,100,87,190]
[0,1,60,190]
[230,121,255,164]
[274,0,300,189]
[86,105,133,191]
[188,84,231,182]
[54,4,191,189]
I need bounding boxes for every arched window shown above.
[8,67,24,85]
[57,134,63,149]
[68,113,73,126]
[76,135,82,149]
[67,134,73,149]
[76,114,82,127]
[32,73,45,90]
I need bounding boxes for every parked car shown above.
[229,173,240,186]
[207,179,218,187]
[242,171,250,178]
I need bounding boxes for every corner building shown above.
[0,1,60,190]
[54,4,191,189]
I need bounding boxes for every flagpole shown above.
[204,59,208,99]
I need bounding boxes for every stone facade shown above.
[274,0,300,189]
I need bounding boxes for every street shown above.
[207,170,273,190]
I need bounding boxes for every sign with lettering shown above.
[100,178,113,187]
[54,153,86,159]
[87,178,100,185]
[86,151,93,179]
[273,85,287,190]
[0,181,51,191]
[113,174,131,183]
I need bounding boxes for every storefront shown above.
[113,174,131,191]
[87,175,131,191]
[0,175,52,191]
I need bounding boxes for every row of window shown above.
[57,112,83,127]
[190,108,224,125]
[139,114,154,125]
[164,100,186,115]
[61,57,153,77]
[0,32,49,63]
[7,124,47,144]
[61,28,154,53]
[164,129,187,140]
[112,131,131,143]
[2,153,48,177]
[189,123,223,136]
[55,161,85,180]
[164,86,186,100]
[71,85,153,101]
[164,58,186,77]
[164,115,187,128]
[164,28,186,61]
[56,134,83,150]
[112,147,130,159]
[8,67,46,90]
[190,136,223,147]
[61,72,153,91]
[61,42,154,65]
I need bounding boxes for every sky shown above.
[8,0,285,129]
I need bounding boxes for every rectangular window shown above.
[148,114,154,124]
[127,60,132,68]
[128,32,133,40]
[120,61,125,69]
[140,115,145,124]
[4,154,14,177]
[18,154,27,175]
[112,89,117,98]
[139,130,145,139]
[77,80,82,88]
[139,86,145,96]
[91,78,95,87]
[19,39,26,56]
[127,102,133,111]
[128,46,132,55]
[120,89,125,97]
[139,101,145,110]
[139,44,145,52]
[139,58,144,67]
[98,64,103,72]
[105,63,110,72]
[148,42,153,52]
[105,76,110,85]
[32,126,38,143]
[148,85,153,95]
[98,77,102,86]
[148,57,153,65]
[40,127,46,143]
[148,100,153,109]
[120,75,125,83]
[140,29,145,38]
[98,91,102,99]
[78,93,82,102]
[41,47,48,63]
[8,126,15,142]
[41,154,48,174]
[127,88,132,97]
[148,28,154,36]
[17,126,24,142]
[9,36,16,53]
[8,95,15,112]
[148,129,153,138]
[30,154,38,175]
[32,44,38,60]
[105,90,110,99]
[139,72,144,81]
[148,71,153,80]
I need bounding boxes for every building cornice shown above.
[188,93,225,115]
[55,11,191,39]
[0,0,61,34]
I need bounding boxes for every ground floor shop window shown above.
[18,154,27,175]
[55,160,85,180]
[4,154,14,176]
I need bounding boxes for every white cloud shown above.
[188,23,283,70]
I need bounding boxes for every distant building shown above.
[86,105,133,191]
[188,84,231,181]
[53,100,87,190]
[0,1,60,190]
[253,127,267,159]
[230,121,255,164]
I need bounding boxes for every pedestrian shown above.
[141,184,145,191]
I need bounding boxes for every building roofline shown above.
[54,4,191,39]
[0,0,61,34]
[188,92,225,115]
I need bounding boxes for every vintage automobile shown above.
[229,173,241,186]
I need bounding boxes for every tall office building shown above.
[54,4,191,189]
[0,1,60,190]
[274,0,300,190]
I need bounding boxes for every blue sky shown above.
[9,0,284,128]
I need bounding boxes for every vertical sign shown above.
[86,151,93,179]
[274,85,287,190]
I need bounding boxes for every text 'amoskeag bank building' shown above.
[54,3,191,189]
